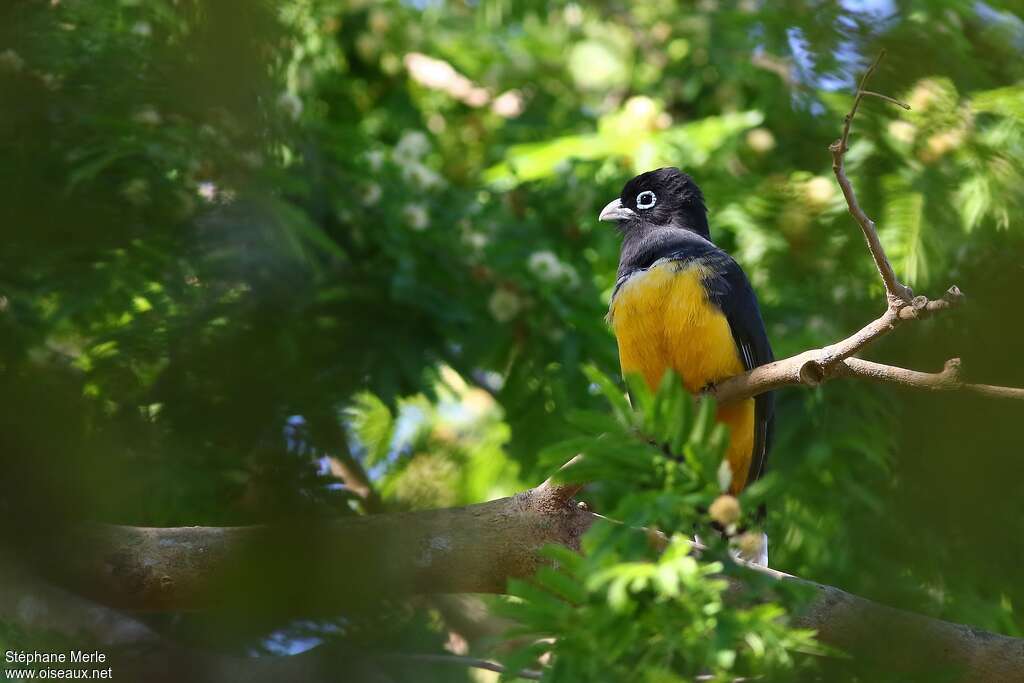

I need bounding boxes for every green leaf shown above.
[564,409,626,436]
[484,110,763,187]
[652,370,684,445]
[883,190,926,285]
[971,84,1024,119]
[624,372,655,432]
[534,566,587,604]
[582,364,633,426]
[345,392,394,465]
[689,396,718,446]
[957,175,991,233]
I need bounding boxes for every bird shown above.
[599,167,774,565]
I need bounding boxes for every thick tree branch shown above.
[757,565,1024,682]
[43,484,593,613]
[0,560,158,646]
[538,453,587,503]
[27,481,1024,682]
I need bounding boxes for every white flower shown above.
[464,231,488,250]
[364,149,386,171]
[625,95,659,125]
[131,21,152,37]
[528,250,579,286]
[491,90,524,118]
[488,288,522,323]
[197,182,218,202]
[402,203,429,231]
[0,49,24,73]
[404,52,461,92]
[277,92,303,121]
[402,162,444,190]
[362,183,382,206]
[563,4,584,26]
[393,130,431,164]
[403,52,494,108]
[528,251,563,282]
[463,86,489,107]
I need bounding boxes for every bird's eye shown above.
[636,190,657,210]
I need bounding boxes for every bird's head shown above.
[598,167,710,240]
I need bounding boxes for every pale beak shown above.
[598,197,636,222]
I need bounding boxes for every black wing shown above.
[704,251,775,488]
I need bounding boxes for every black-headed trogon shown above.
[600,168,775,559]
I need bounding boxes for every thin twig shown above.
[861,89,911,109]
[830,49,916,305]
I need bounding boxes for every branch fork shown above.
[711,52,1022,405]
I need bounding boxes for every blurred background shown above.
[2,0,1023,680]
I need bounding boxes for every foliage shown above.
[501,371,822,681]
[2,0,1024,681]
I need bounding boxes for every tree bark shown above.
[21,477,1024,682]
[41,481,590,614]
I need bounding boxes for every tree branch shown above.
[43,484,593,613]
[311,414,384,514]
[829,49,916,306]
[0,560,158,646]
[757,564,1024,682]
[838,357,1024,399]
[26,480,1024,682]
[711,52,1024,405]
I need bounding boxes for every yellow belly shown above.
[609,259,755,493]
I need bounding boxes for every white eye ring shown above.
[636,190,657,210]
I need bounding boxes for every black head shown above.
[598,167,710,240]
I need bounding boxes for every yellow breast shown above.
[608,259,755,492]
[609,259,743,392]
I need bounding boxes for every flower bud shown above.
[708,494,741,527]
